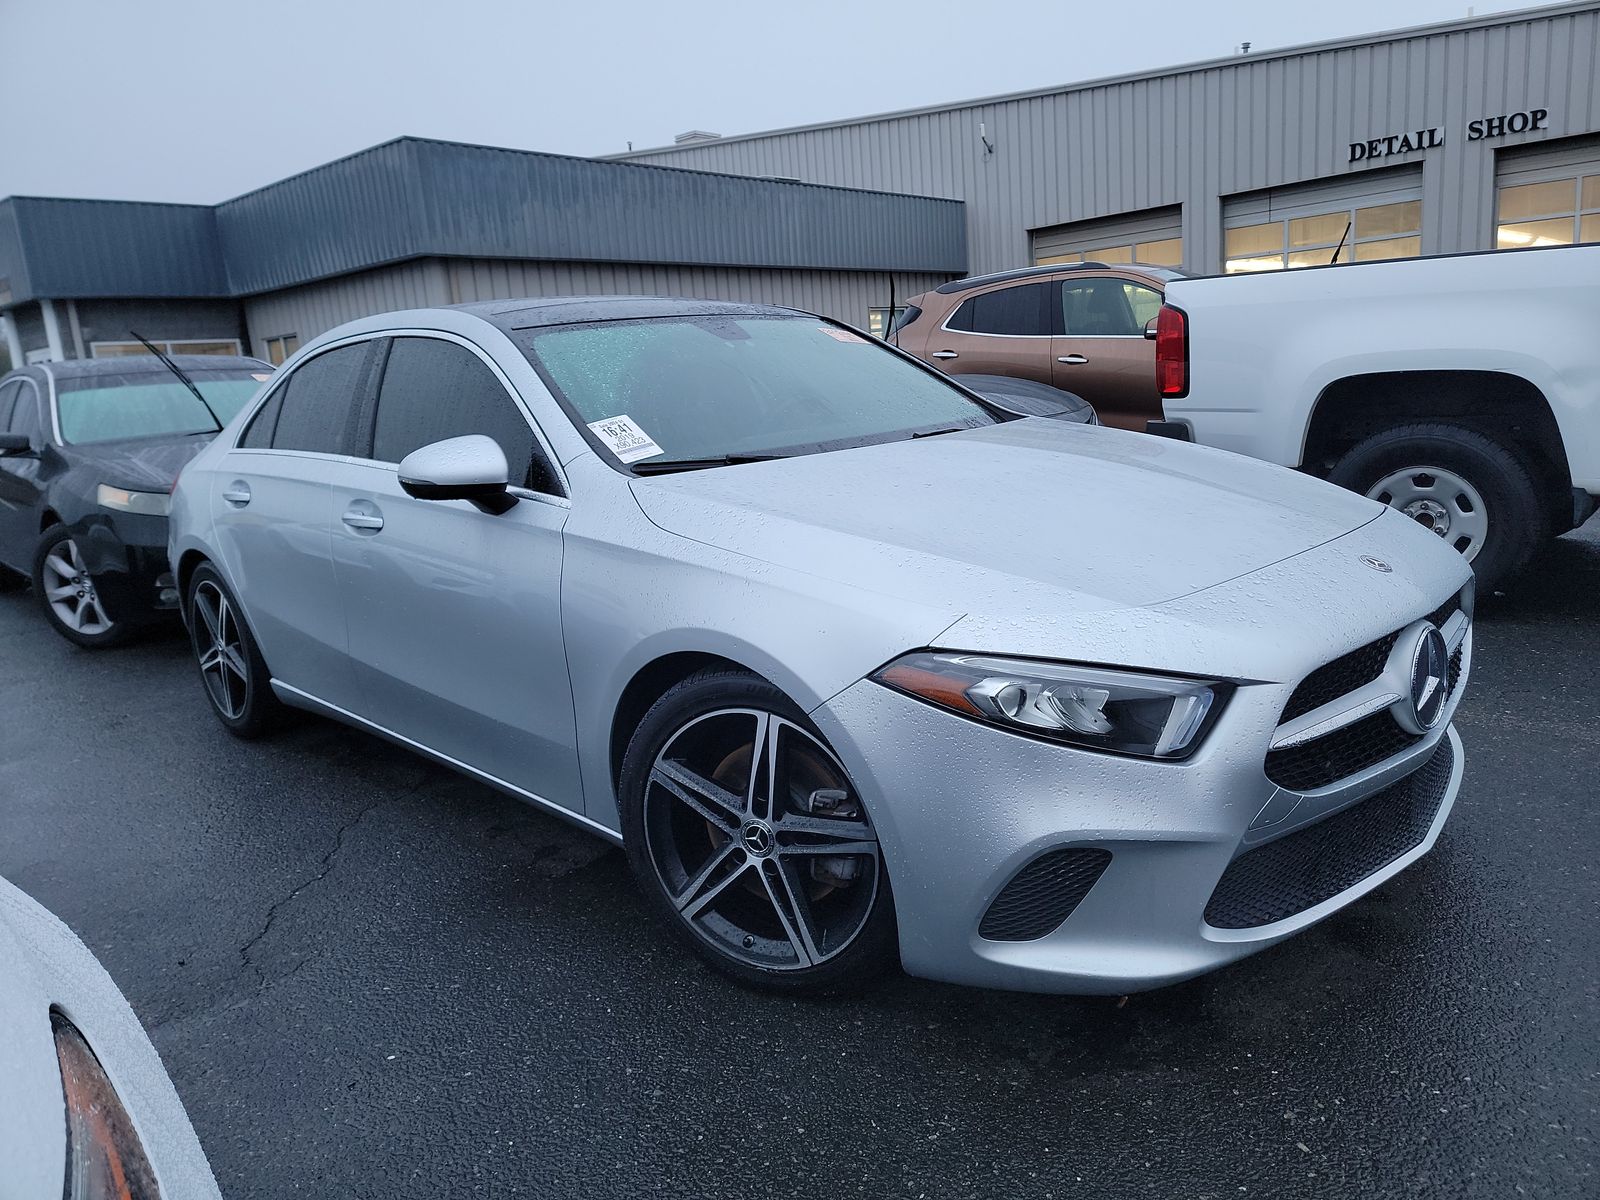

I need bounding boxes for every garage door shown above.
[1223,167,1423,273]
[1032,207,1183,268]
[1494,136,1600,250]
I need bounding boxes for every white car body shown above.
[1161,245,1600,588]
[0,876,220,1199]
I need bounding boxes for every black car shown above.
[0,355,272,647]
[953,374,1100,424]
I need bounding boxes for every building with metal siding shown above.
[0,137,964,368]
[618,2,1600,278]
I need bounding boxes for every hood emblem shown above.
[1360,555,1393,573]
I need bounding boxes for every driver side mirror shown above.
[397,435,517,514]
[1143,317,1159,341]
[0,433,34,457]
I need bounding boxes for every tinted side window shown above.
[238,387,284,448]
[948,283,1050,336]
[271,343,371,454]
[8,384,42,441]
[372,338,556,494]
[0,381,20,431]
[1060,279,1149,337]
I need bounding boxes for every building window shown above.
[1496,175,1600,249]
[264,335,302,366]
[865,308,909,339]
[1225,200,1422,273]
[1038,237,1183,268]
[91,338,244,358]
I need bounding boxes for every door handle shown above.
[341,506,384,533]
[930,350,959,360]
[1057,354,1089,364]
[221,481,251,507]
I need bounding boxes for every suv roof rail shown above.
[934,262,1113,294]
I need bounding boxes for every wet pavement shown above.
[1,527,1596,1198]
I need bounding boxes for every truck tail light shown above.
[1155,304,1189,399]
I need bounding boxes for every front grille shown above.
[1265,710,1422,791]
[1281,633,1401,722]
[1279,588,1463,724]
[1206,737,1455,929]
[979,848,1111,941]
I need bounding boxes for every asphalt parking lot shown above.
[2,529,1597,1200]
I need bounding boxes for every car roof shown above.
[932,262,1191,295]
[13,355,271,386]
[451,295,805,333]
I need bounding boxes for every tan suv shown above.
[892,263,1187,431]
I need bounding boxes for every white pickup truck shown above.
[1156,244,1600,592]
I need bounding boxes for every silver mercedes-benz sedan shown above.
[168,297,1472,995]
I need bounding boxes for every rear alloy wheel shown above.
[186,563,285,738]
[31,526,130,648]
[620,670,896,994]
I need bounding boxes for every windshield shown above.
[55,370,268,444]
[519,315,1000,466]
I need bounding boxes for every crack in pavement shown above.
[233,770,434,994]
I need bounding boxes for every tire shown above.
[31,525,133,648]
[185,562,286,738]
[618,667,898,995]
[1328,423,1546,595]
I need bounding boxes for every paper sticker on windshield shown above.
[251,373,273,381]
[588,415,664,463]
[820,326,869,343]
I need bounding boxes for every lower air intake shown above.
[979,848,1112,941]
[1205,737,1455,930]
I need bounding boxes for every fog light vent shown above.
[978,847,1111,941]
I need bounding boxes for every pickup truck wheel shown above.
[1329,423,1545,594]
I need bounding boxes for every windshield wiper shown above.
[911,426,967,439]
[130,331,224,432]
[630,453,787,475]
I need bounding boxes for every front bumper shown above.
[71,512,179,619]
[811,657,1467,995]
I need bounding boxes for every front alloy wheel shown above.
[31,527,128,648]
[621,671,896,993]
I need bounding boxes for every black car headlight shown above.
[52,1012,161,1199]
[872,651,1226,760]
[96,485,171,517]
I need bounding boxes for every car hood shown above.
[630,419,1382,614]
[62,432,214,493]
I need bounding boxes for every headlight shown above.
[96,485,170,516]
[52,1012,161,1199]
[871,651,1226,760]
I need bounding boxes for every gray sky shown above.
[0,0,1544,204]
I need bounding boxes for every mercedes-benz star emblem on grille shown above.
[1360,555,1393,572]
[1408,625,1449,731]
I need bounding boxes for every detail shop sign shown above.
[1349,108,1550,163]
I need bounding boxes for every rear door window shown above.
[1059,278,1161,337]
[269,343,373,454]
[8,382,43,442]
[0,381,20,431]
[370,337,559,495]
[946,283,1052,336]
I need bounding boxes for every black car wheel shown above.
[619,667,898,995]
[31,526,131,648]
[186,563,286,738]
[1329,423,1546,595]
